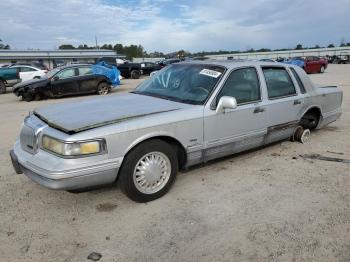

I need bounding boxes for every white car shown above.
[10,65,47,82]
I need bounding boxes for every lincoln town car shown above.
[10,61,342,202]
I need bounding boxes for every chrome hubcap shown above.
[98,86,109,95]
[133,152,171,194]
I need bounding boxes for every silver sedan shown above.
[10,61,342,202]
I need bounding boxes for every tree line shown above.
[58,42,350,59]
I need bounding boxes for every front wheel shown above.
[22,92,33,102]
[119,139,178,202]
[0,80,6,94]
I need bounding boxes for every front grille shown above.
[20,124,37,154]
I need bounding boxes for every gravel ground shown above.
[0,65,349,262]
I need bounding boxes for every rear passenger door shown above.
[77,66,97,93]
[261,66,303,142]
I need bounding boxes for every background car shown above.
[140,62,161,75]
[284,56,328,73]
[0,67,20,94]
[13,64,112,101]
[97,57,142,79]
[157,58,181,68]
[10,65,47,82]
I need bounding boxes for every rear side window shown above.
[262,67,296,99]
[78,67,92,76]
[217,67,261,104]
[290,67,306,94]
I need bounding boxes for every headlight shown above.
[41,135,106,157]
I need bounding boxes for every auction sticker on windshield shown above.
[199,69,222,78]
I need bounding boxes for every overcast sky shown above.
[0,0,349,52]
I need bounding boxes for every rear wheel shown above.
[97,82,110,95]
[119,139,178,202]
[0,80,6,94]
[130,70,141,79]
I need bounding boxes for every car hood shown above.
[34,93,190,133]
[13,78,49,91]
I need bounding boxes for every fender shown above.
[124,131,186,156]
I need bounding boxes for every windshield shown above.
[45,67,61,78]
[134,64,225,104]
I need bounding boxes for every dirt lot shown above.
[0,65,349,262]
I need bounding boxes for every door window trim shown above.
[261,66,297,100]
[289,67,307,94]
[210,66,262,110]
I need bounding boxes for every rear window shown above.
[262,67,296,99]
[290,67,306,94]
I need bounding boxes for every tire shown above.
[130,70,141,79]
[22,92,33,102]
[33,76,41,79]
[319,66,325,73]
[97,82,110,95]
[119,139,178,202]
[0,80,6,94]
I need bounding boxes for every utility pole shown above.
[95,36,98,49]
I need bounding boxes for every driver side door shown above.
[203,67,268,161]
[50,68,79,96]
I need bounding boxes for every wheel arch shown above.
[300,105,323,128]
[123,133,187,170]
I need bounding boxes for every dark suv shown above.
[97,57,142,79]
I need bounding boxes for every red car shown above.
[290,56,328,74]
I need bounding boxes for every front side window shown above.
[216,67,260,105]
[78,67,92,76]
[262,67,296,99]
[56,68,76,79]
[134,64,225,104]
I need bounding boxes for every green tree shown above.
[0,39,10,49]
[327,44,335,48]
[295,44,303,50]
[59,44,75,49]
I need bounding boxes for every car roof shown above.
[58,64,91,70]
[179,59,291,70]
[11,65,39,69]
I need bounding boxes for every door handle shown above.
[253,107,265,114]
[293,100,302,105]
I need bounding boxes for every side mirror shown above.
[216,96,237,114]
[52,76,59,81]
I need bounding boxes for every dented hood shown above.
[34,93,187,133]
